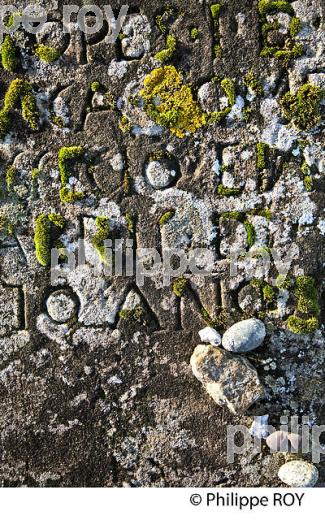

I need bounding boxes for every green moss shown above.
[244,220,256,248]
[34,213,64,267]
[91,81,101,92]
[58,146,84,203]
[156,15,167,34]
[206,106,230,124]
[280,83,323,130]
[276,275,291,289]
[155,34,177,63]
[119,115,132,134]
[221,211,244,222]
[31,168,40,179]
[210,3,222,19]
[248,208,273,220]
[273,43,303,64]
[257,142,268,170]
[258,0,294,16]
[190,28,199,40]
[118,33,127,40]
[59,187,84,203]
[304,175,313,192]
[244,71,264,96]
[0,79,39,139]
[289,17,302,38]
[287,276,320,334]
[125,212,135,234]
[52,114,65,128]
[119,306,145,322]
[217,185,241,197]
[6,165,15,191]
[262,283,276,303]
[1,35,18,71]
[141,66,206,139]
[92,216,110,264]
[159,209,175,226]
[172,277,187,297]
[220,78,236,106]
[48,213,65,229]
[214,43,222,58]
[287,316,319,334]
[34,44,60,63]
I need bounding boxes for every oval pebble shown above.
[222,318,266,353]
[278,460,319,487]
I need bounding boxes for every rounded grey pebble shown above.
[278,460,319,488]
[222,318,266,353]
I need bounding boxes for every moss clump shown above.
[92,217,110,264]
[119,115,132,134]
[289,17,302,38]
[6,165,15,190]
[258,0,294,16]
[119,306,145,322]
[34,44,60,63]
[244,220,256,248]
[0,79,39,139]
[190,28,199,40]
[220,78,236,106]
[244,71,264,97]
[280,83,323,130]
[217,185,241,197]
[155,34,176,63]
[221,211,244,222]
[125,212,135,234]
[31,168,40,179]
[304,175,313,192]
[1,35,18,71]
[141,66,206,139]
[59,187,84,203]
[210,3,222,20]
[287,316,319,335]
[257,142,268,170]
[159,209,175,226]
[210,3,222,57]
[287,276,320,334]
[58,146,84,203]
[34,213,64,267]
[262,283,276,303]
[155,15,167,34]
[91,81,101,92]
[172,277,187,297]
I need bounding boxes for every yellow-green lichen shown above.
[289,17,302,38]
[172,277,187,297]
[220,78,236,106]
[159,209,175,226]
[125,212,135,234]
[140,66,206,138]
[1,35,18,71]
[0,79,39,140]
[91,81,101,93]
[155,34,176,63]
[280,83,323,130]
[92,216,110,264]
[34,44,60,63]
[119,115,132,134]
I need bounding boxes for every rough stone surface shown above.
[222,319,266,353]
[190,345,264,415]
[0,0,324,488]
